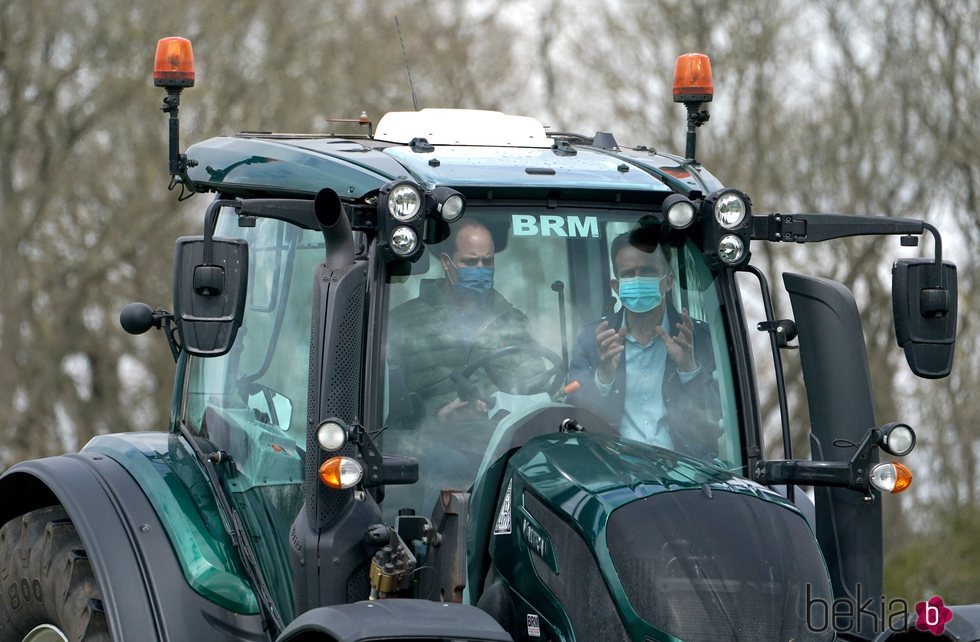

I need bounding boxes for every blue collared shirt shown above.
[595,317,698,449]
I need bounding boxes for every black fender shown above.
[0,453,269,642]
[275,599,512,642]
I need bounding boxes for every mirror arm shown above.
[751,213,924,243]
[160,313,182,362]
[921,222,947,294]
[202,199,236,265]
[755,427,880,492]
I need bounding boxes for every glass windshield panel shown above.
[182,215,324,446]
[383,207,740,516]
[179,213,325,618]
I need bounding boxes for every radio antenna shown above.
[394,17,419,111]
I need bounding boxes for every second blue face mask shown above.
[618,276,664,313]
[454,266,494,295]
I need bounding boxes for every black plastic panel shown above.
[784,273,883,637]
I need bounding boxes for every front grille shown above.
[524,492,630,642]
[606,489,834,642]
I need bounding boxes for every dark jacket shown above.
[387,278,535,423]
[567,305,721,459]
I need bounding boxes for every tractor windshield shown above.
[382,207,742,517]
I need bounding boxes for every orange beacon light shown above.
[153,37,195,89]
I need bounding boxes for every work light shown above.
[880,423,916,457]
[390,226,419,256]
[440,194,465,222]
[714,192,748,229]
[387,183,423,222]
[316,419,348,451]
[718,234,745,264]
[663,194,696,229]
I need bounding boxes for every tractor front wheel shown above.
[0,506,110,642]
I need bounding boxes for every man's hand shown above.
[656,307,698,373]
[437,396,488,421]
[596,320,627,384]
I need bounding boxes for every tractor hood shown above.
[483,433,834,641]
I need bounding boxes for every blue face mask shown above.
[618,276,665,313]
[456,267,494,295]
[448,255,494,295]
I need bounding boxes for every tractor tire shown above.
[0,506,110,642]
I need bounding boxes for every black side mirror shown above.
[892,258,957,378]
[174,235,248,357]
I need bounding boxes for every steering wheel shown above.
[456,344,566,399]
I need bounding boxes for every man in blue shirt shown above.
[568,229,720,459]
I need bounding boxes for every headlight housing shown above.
[701,188,753,268]
[662,194,697,229]
[880,423,916,457]
[387,183,423,222]
[717,234,746,264]
[714,192,748,229]
[390,226,419,256]
[316,419,348,451]
[432,187,466,223]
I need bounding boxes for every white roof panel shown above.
[374,108,551,148]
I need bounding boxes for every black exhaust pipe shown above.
[314,188,354,269]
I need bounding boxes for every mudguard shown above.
[0,451,268,642]
[275,599,512,642]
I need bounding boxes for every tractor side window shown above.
[181,216,324,445]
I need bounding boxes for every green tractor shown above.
[0,40,971,642]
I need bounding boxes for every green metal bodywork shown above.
[82,432,261,615]
[184,136,399,198]
[485,433,808,641]
[182,134,724,201]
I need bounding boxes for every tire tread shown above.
[0,506,111,642]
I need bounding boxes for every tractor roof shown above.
[183,109,721,202]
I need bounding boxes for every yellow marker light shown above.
[673,53,713,102]
[153,37,195,88]
[870,462,913,494]
[319,456,363,489]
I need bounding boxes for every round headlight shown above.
[440,194,465,222]
[715,192,747,229]
[388,184,422,222]
[316,420,347,451]
[667,200,696,229]
[319,456,364,489]
[390,226,419,256]
[718,234,745,264]
[881,424,916,457]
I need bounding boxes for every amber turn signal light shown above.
[870,462,913,494]
[319,456,364,490]
[154,37,195,88]
[673,53,713,103]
